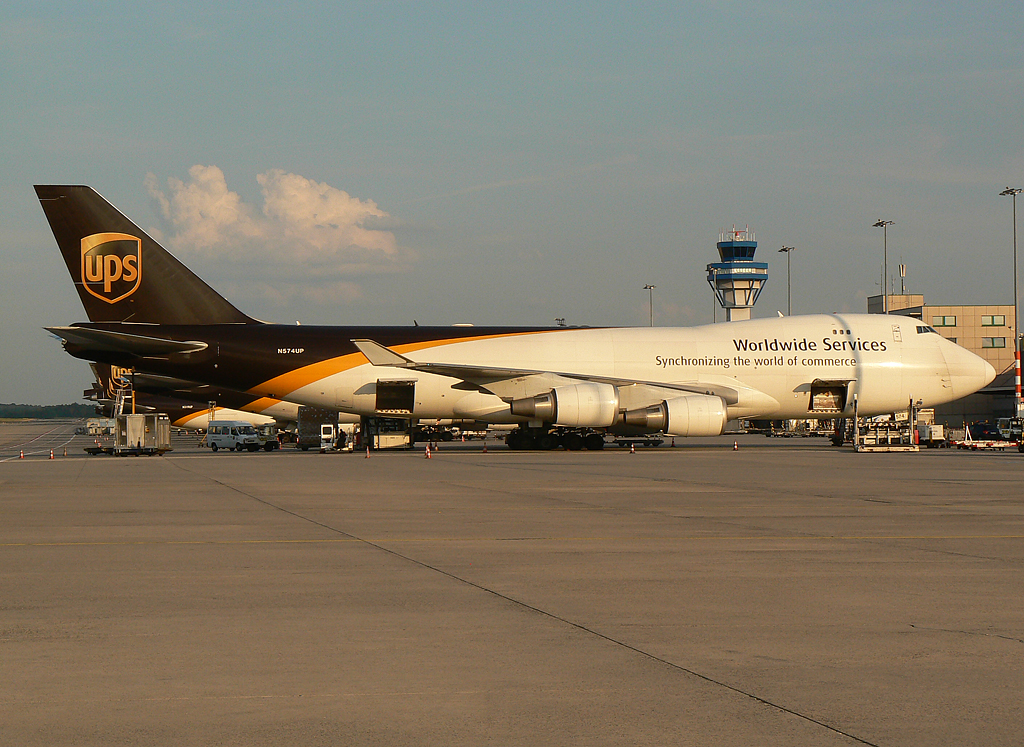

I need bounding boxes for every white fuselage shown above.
[271,314,994,424]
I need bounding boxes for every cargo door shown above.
[375,380,416,415]
[808,379,854,414]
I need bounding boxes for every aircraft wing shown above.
[46,326,208,357]
[351,338,746,405]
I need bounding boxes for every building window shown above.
[981,315,1005,326]
[981,337,1006,348]
[932,315,956,327]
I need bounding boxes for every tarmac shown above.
[1,420,1022,746]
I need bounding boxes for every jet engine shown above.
[623,394,727,436]
[509,382,619,427]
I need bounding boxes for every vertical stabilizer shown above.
[35,185,254,325]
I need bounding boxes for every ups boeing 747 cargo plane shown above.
[38,185,995,449]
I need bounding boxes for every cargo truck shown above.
[297,406,342,451]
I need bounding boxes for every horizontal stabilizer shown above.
[46,326,208,357]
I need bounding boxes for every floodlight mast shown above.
[1000,188,1023,416]
[873,220,894,314]
[778,246,794,315]
[643,284,656,327]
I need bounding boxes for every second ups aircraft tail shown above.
[35,185,255,326]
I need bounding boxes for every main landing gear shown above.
[505,428,605,451]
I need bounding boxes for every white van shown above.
[206,421,260,452]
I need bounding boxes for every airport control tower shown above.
[706,226,768,321]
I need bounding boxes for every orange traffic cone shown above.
[630,443,635,454]
[365,446,370,458]
[425,444,432,459]
[63,447,67,457]
[19,449,24,459]
[482,443,487,454]
[49,449,54,459]
[733,440,738,451]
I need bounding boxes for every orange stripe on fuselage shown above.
[171,409,213,428]
[251,352,367,398]
[249,331,553,398]
[241,397,283,412]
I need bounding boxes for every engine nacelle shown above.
[623,394,727,436]
[510,382,619,427]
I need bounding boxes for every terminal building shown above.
[867,293,1018,425]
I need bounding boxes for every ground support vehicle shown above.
[506,427,606,451]
[916,422,947,448]
[255,423,280,451]
[612,436,664,448]
[86,414,171,456]
[206,421,260,452]
[996,417,1023,444]
[86,417,116,436]
[297,407,340,451]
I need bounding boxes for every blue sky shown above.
[2,1,1022,404]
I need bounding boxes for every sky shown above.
[2,1,1023,404]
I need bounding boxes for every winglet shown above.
[351,339,415,367]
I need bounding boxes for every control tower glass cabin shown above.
[706,226,768,321]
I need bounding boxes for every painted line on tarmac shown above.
[4,533,1023,548]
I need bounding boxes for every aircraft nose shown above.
[946,345,996,399]
[983,359,997,385]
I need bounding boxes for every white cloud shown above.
[144,166,409,304]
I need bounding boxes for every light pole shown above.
[708,267,717,322]
[644,284,656,327]
[1000,188,1022,416]
[778,246,794,315]
[873,220,894,313]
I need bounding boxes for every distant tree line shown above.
[0,403,97,419]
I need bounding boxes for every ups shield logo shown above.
[107,365,133,398]
[81,233,141,304]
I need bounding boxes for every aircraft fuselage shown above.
[60,313,992,428]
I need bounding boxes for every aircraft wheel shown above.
[506,431,536,450]
[210,443,218,452]
[537,433,559,450]
[563,433,584,451]
[584,433,605,451]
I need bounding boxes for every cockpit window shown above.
[916,325,938,334]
